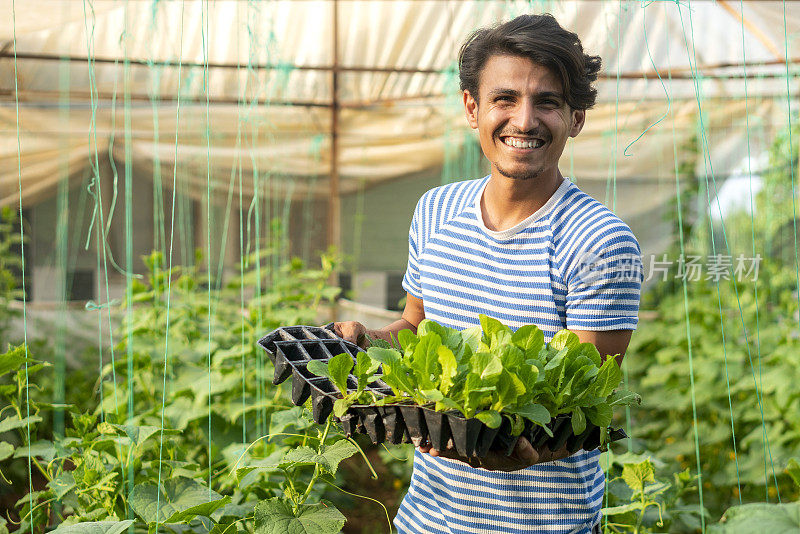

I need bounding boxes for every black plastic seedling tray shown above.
[257,325,628,458]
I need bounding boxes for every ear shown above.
[463,90,479,129]
[569,109,586,137]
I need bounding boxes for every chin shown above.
[497,166,543,181]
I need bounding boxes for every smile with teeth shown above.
[501,136,545,149]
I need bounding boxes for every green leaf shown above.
[332,398,351,418]
[480,314,512,347]
[281,440,356,475]
[0,414,42,433]
[254,498,345,534]
[471,351,503,381]
[709,501,800,533]
[353,352,380,384]
[578,342,602,367]
[787,458,800,489]
[0,345,39,377]
[507,403,551,428]
[621,459,656,495]
[365,347,400,367]
[511,325,544,357]
[602,502,646,516]
[0,442,13,461]
[48,472,76,500]
[397,329,418,352]
[437,345,458,395]
[420,389,444,402]
[14,440,55,461]
[281,446,330,471]
[459,326,482,352]
[608,389,642,407]
[111,424,161,447]
[48,521,135,534]
[585,403,613,429]
[324,353,354,395]
[475,410,502,429]
[592,358,623,398]
[410,333,442,390]
[130,476,230,524]
[417,320,462,349]
[549,329,580,352]
[318,439,359,475]
[571,407,587,434]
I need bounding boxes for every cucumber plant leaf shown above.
[48,521,135,534]
[130,477,230,524]
[254,498,345,534]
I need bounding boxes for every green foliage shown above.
[0,241,381,533]
[366,315,639,438]
[708,502,800,533]
[0,206,25,344]
[601,451,707,533]
[628,119,800,522]
[307,351,382,417]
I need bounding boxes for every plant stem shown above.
[296,419,332,510]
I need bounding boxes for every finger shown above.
[513,437,538,464]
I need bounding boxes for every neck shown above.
[480,169,563,232]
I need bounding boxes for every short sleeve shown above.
[401,197,424,299]
[564,227,643,331]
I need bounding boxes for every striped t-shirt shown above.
[396,176,643,534]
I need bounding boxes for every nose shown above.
[509,99,539,133]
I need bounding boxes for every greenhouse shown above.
[1,0,800,532]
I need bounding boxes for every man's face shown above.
[463,54,585,183]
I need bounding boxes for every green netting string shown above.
[11,0,34,528]
[781,1,800,343]
[737,0,771,502]
[681,1,781,515]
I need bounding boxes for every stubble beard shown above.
[495,161,543,181]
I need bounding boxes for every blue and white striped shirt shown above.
[396,176,643,534]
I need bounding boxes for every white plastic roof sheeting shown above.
[1,0,799,209]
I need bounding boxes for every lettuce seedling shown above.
[306,352,381,417]
[363,315,640,443]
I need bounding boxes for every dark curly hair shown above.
[458,14,601,110]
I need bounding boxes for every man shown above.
[336,14,642,534]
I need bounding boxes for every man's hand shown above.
[417,437,571,472]
[333,321,370,348]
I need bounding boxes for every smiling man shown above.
[335,14,643,534]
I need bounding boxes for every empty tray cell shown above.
[274,341,312,363]
[367,378,391,389]
[359,408,386,445]
[301,340,336,361]
[377,405,406,445]
[345,376,358,392]
[309,380,337,424]
[291,362,316,380]
[339,413,360,437]
[290,372,313,406]
[272,348,294,385]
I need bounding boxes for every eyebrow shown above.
[487,89,565,101]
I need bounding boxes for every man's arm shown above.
[334,292,425,348]
[570,329,632,367]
